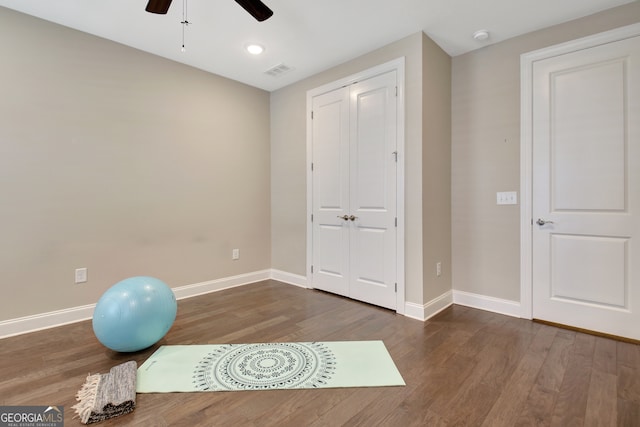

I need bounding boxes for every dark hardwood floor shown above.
[1,280,638,426]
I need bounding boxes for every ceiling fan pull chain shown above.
[180,0,191,52]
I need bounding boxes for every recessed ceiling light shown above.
[473,30,490,41]
[245,43,265,55]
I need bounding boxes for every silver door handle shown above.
[536,218,554,226]
[337,215,349,221]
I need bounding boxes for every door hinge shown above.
[311,214,314,222]
[395,283,397,292]
[311,111,314,119]
[311,265,314,274]
[311,162,314,171]
[395,217,397,227]
[395,86,398,97]
[392,151,398,162]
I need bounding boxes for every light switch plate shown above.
[497,191,518,205]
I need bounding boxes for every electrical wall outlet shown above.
[75,268,88,284]
[232,249,240,260]
[436,262,442,277]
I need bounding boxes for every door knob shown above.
[349,215,358,221]
[536,218,554,226]
[337,215,349,221]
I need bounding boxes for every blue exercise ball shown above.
[92,276,177,352]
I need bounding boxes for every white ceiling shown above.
[0,0,635,91]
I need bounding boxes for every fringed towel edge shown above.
[72,373,102,424]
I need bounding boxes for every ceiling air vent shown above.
[264,63,293,77]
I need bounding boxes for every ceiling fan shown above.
[145,0,273,22]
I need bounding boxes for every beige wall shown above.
[451,2,640,301]
[422,33,452,302]
[0,7,271,321]
[271,32,452,305]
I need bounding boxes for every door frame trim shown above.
[306,57,406,314]
[520,23,640,319]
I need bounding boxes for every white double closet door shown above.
[310,70,398,310]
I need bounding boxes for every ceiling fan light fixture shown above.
[246,43,265,55]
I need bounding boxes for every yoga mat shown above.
[137,341,405,392]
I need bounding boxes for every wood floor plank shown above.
[585,369,617,427]
[617,399,640,427]
[592,336,617,375]
[616,336,640,427]
[617,340,640,369]
[618,365,640,404]
[550,333,596,426]
[429,344,506,424]
[481,326,557,426]
[0,280,636,426]
[480,353,545,427]
[535,330,576,392]
[514,383,557,427]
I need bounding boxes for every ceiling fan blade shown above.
[146,0,173,14]
[234,0,273,22]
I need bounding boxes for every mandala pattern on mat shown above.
[192,342,336,391]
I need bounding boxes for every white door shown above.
[311,71,398,310]
[532,35,640,340]
[348,73,398,309]
[311,86,351,297]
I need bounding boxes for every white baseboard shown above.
[0,304,96,340]
[0,270,523,339]
[404,291,453,321]
[452,290,521,318]
[0,270,272,340]
[172,270,271,300]
[270,269,308,288]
